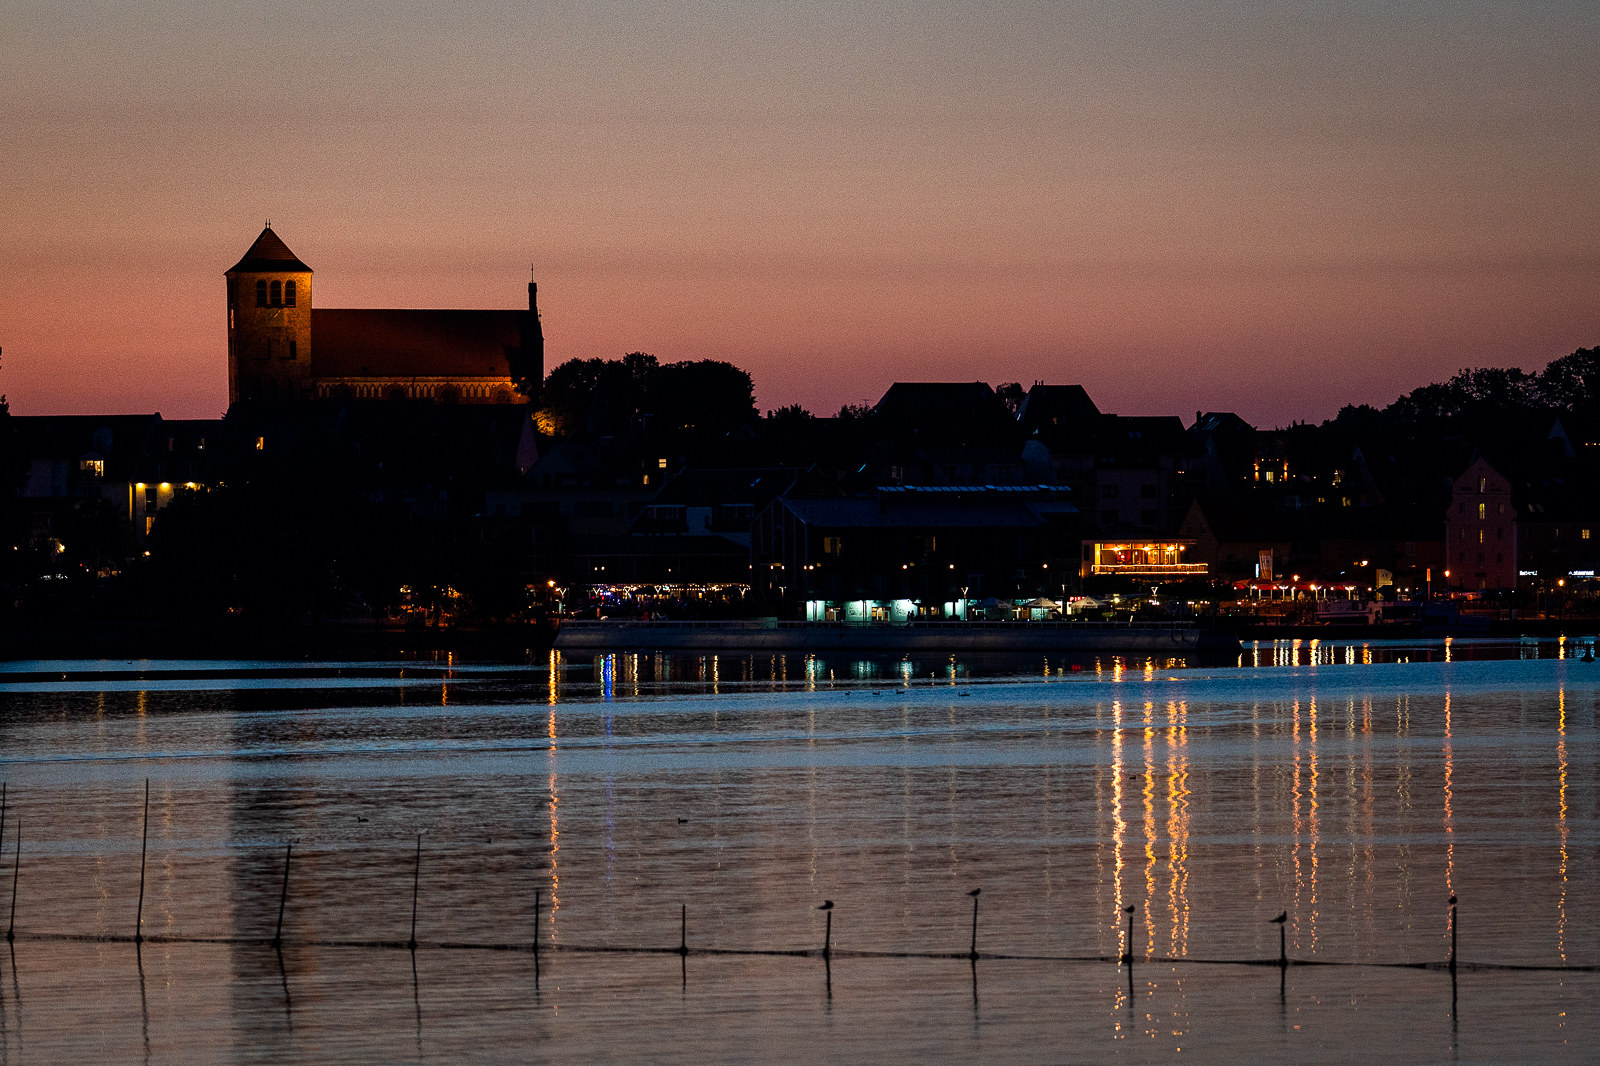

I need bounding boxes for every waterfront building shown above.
[1445,458,1518,590]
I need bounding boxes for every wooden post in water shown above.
[967,888,981,961]
[1448,894,1457,971]
[1271,911,1288,967]
[1121,904,1136,964]
[818,900,834,959]
[7,820,18,942]
[407,834,422,951]
[679,902,687,957]
[135,779,150,943]
[273,843,293,948]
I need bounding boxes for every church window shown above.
[284,280,296,307]
[270,281,282,306]
[256,280,268,306]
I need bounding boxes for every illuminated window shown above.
[823,537,843,556]
[255,280,268,306]
[255,436,265,451]
[1585,529,1592,540]
[1479,477,1487,492]
[1478,503,1486,519]
[658,458,669,469]
[1478,530,1484,544]
[79,458,104,476]
[270,280,282,306]
[284,280,296,307]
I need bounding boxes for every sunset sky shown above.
[4,1,1598,425]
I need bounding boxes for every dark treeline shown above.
[1326,348,1600,435]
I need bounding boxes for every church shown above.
[225,226,542,405]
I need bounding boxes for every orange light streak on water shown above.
[1142,701,1157,957]
[1165,699,1191,957]
[548,650,561,942]
[1558,685,1569,962]
[1306,698,1320,953]
[1111,699,1126,961]
[1291,699,1303,951]
[1442,689,1454,946]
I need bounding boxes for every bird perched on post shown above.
[818,900,833,911]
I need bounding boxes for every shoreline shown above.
[3,616,1598,662]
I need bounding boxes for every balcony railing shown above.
[1092,563,1209,575]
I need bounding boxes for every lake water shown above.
[0,636,1596,1063]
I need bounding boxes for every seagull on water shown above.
[818,900,833,911]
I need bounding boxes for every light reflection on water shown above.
[0,641,1595,1062]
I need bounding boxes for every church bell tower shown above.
[226,225,314,404]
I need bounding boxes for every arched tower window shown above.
[256,280,268,306]
[284,280,296,307]
[270,280,282,306]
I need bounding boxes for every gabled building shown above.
[13,414,220,543]
[1445,458,1517,590]
[225,226,542,406]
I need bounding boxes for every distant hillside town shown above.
[2,227,1598,641]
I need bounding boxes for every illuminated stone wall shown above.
[313,377,519,404]
[226,268,314,403]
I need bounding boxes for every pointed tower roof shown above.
[227,226,313,274]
